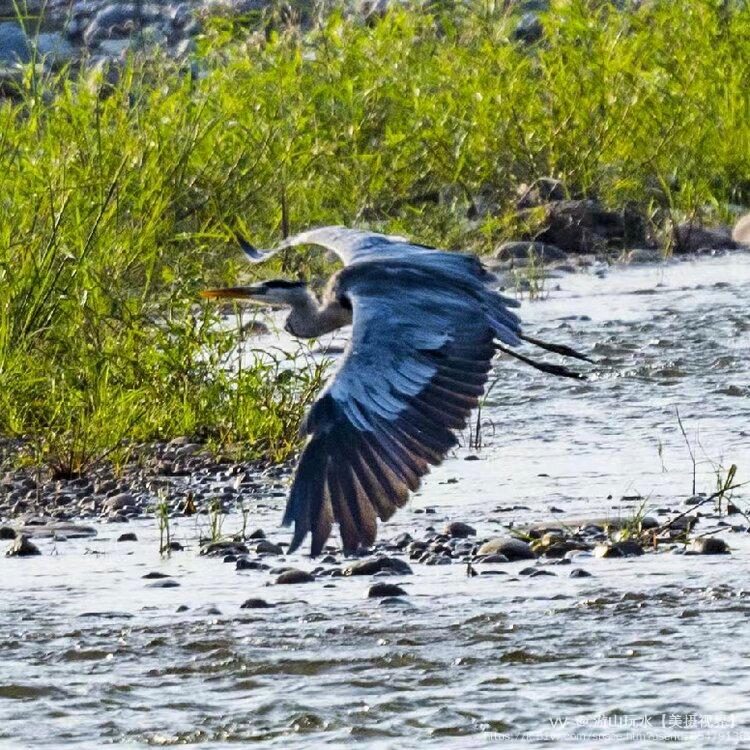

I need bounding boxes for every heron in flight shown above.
[202,227,590,556]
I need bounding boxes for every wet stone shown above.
[445,521,476,539]
[594,540,644,558]
[481,553,510,564]
[117,532,138,542]
[240,597,275,609]
[275,568,314,585]
[392,532,413,550]
[5,534,41,557]
[236,557,270,571]
[200,540,248,557]
[344,556,413,576]
[368,582,408,598]
[253,539,283,555]
[146,579,180,588]
[569,568,593,578]
[689,537,729,555]
[0,526,16,540]
[477,537,536,561]
[142,571,171,579]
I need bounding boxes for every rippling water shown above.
[2,254,750,749]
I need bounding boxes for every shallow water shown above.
[2,254,750,749]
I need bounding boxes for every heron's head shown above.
[200,279,310,308]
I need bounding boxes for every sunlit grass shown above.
[0,0,748,472]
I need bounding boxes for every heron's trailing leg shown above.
[518,332,594,363]
[496,343,586,380]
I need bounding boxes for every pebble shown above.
[5,534,41,557]
[240,597,275,609]
[480,553,510,564]
[236,557,270,571]
[368,582,407,598]
[275,568,314,585]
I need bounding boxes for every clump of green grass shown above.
[1,0,748,472]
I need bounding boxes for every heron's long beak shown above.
[200,285,266,301]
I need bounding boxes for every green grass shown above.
[0,0,748,473]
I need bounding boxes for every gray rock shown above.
[103,493,135,512]
[253,539,283,555]
[533,200,646,253]
[200,540,248,556]
[0,22,30,65]
[689,537,729,555]
[368,582,407,598]
[344,556,413,576]
[477,537,536,561]
[275,568,314,584]
[674,222,737,253]
[731,213,750,246]
[240,597,274,609]
[84,3,162,46]
[481,553,510,564]
[236,557,270,571]
[117,532,137,542]
[35,32,75,67]
[569,568,593,578]
[444,521,476,539]
[146,579,180,588]
[0,526,16,540]
[5,534,40,557]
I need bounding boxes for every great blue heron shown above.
[202,226,590,556]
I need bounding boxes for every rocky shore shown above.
[0,0,555,74]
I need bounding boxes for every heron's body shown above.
[202,226,590,556]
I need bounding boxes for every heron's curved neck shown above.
[285,290,351,338]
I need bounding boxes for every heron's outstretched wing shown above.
[238,225,436,267]
[283,253,522,556]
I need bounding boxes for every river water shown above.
[2,253,750,749]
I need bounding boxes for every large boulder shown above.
[531,200,646,254]
[0,22,31,64]
[673,222,737,253]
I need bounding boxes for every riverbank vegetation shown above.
[1,0,748,473]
